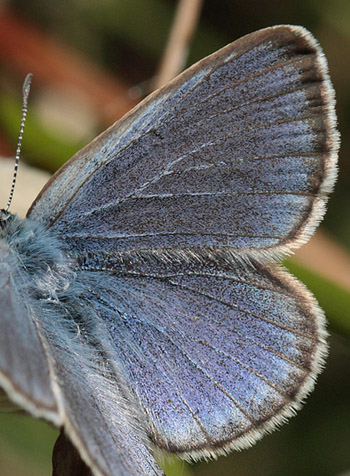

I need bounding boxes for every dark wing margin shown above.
[76,258,327,459]
[28,25,338,262]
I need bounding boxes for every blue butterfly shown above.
[0,25,338,476]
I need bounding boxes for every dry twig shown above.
[52,431,92,476]
[151,0,204,90]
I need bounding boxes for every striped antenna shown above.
[5,73,33,212]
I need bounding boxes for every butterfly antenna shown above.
[5,73,33,212]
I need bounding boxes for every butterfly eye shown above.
[0,210,14,230]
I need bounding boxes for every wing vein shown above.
[77,112,320,219]
[191,55,316,111]
[167,280,315,339]
[123,318,256,426]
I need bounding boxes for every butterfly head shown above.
[0,210,14,232]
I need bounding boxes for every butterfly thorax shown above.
[0,213,107,354]
[0,213,75,303]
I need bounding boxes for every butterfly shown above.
[0,25,338,476]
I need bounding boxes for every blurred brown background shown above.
[0,1,349,475]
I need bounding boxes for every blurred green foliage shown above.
[286,261,350,337]
[0,413,57,476]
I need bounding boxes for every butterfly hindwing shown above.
[75,255,327,458]
[37,308,165,476]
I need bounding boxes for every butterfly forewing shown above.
[28,26,337,261]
